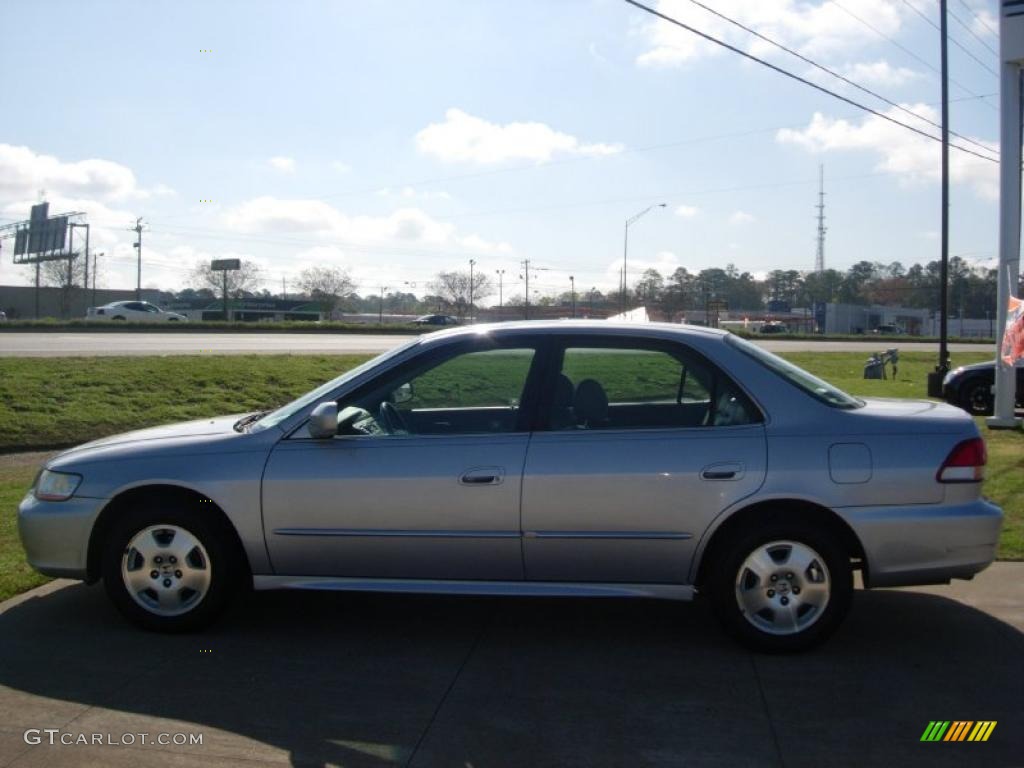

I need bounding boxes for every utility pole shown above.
[92,252,103,307]
[223,270,229,321]
[281,276,286,299]
[495,269,505,315]
[570,275,576,318]
[468,259,476,323]
[521,259,530,320]
[378,285,387,325]
[814,164,826,273]
[130,217,144,300]
[929,0,952,396]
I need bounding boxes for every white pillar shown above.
[988,24,1024,428]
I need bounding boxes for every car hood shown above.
[55,414,250,458]
[950,360,995,374]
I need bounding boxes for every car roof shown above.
[416,319,731,344]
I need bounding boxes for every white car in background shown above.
[86,301,187,322]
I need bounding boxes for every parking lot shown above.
[1,565,1021,768]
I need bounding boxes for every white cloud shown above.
[730,211,755,225]
[415,108,623,165]
[223,196,512,255]
[0,143,158,202]
[844,60,920,87]
[635,0,903,67]
[268,156,295,173]
[776,104,999,198]
[331,161,351,174]
[969,8,999,39]
[674,204,699,218]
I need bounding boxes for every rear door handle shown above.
[701,462,744,481]
[460,467,505,486]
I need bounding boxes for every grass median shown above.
[0,349,1020,602]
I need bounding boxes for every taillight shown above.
[936,437,987,483]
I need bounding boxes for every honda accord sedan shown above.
[18,322,1002,651]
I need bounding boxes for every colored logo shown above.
[921,721,997,742]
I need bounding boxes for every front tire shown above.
[102,500,236,632]
[708,522,852,652]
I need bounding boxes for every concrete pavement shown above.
[0,565,1021,767]
[0,331,994,357]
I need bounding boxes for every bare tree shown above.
[296,265,354,318]
[39,256,87,318]
[429,270,493,320]
[190,259,262,298]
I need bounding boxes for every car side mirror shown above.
[391,381,414,404]
[308,401,338,439]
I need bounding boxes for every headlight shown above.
[942,368,962,387]
[34,470,83,502]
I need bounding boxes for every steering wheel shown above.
[378,401,409,434]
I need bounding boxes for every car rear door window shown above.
[550,342,757,430]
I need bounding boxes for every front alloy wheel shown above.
[103,502,236,632]
[121,525,212,617]
[709,522,852,652]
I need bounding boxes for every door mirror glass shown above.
[308,401,338,439]
[391,381,414,404]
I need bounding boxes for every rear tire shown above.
[959,378,993,416]
[708,521,852,652]
[101,499,236,632]
[111,316,126,321]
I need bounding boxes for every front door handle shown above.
[460,467,505,486]
[701,462,744,481]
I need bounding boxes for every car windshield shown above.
[727,334,863,409]
[250,338,421,431]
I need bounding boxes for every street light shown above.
[469,259,476,324]
[622,203,667,313]
[569,275,576,318]
[378,285,388,325]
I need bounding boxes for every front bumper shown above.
[17,492,105,580]
[839,499,1003,588]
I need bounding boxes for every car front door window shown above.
[340,346,538,437]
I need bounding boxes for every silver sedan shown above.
[18,322,1002,651]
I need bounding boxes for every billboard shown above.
[211,258,241,271]
[12,207,71,263]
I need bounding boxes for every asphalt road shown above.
[0,566,1020,767]
[0,332,994,357]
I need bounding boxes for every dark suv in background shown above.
[943,361,1024,415]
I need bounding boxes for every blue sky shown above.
[0,0,1005,302]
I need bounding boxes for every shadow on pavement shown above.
[0,583,1021,768]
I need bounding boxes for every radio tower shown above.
[814,164,826,273]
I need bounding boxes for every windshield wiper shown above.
[233,410,271,432]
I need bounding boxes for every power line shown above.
[946,2,998,56]
[679,0,997,158]
[899,0,998,77]
[953,0,998,39]
[830,0,997,110]
[623,0,997,164]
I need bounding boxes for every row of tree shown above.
[30,253,1022,321]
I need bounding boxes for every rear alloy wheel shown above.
[102,502,236,631]
[959,378,994,416]
[709,523,852,652]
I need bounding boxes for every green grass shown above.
[0,462,48,602]
[0,348,1020,603]
[0,355,370,451]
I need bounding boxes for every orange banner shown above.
[1001,294,1024,366]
